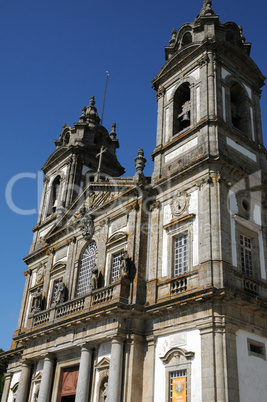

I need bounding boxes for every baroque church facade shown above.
[2,1,267,401]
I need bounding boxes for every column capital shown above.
[41,352,56,361]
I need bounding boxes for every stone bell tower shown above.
[152,0,265,182]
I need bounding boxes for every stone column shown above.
[0,373,11,402]
[106,337,124,402]
[75,345,93,402]
[38,354,55,402]
[16,361,32,402]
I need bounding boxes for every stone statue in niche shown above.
[31,287,43,313]
[91,264,98,291]
[103,382,108,400]
[54,282,66,305]
[33,383,40,401]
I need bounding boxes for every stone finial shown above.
[79,106,87,122]
[85,96,100,127]
[109,123,117,140]
[169,28,177,45]
[134,148,147,184]
[199,0,215,16]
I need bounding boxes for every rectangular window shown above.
[240,235,252,277]
[111,252,123,282]
[169,370,187,402]
[247,338,266,360]
[174,234,188,277]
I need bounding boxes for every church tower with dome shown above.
[2,1,267,401]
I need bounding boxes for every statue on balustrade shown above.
[31,287,43,313]
[54,281,66,305]
[91,264,99,290]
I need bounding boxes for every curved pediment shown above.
[160,347,194,363]
[107,231,128,246]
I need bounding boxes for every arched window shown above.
[230,82,250,136]
[52,176,61,212]
[76,241,97,297]
[173,83,191,135]
[181,32,192,46]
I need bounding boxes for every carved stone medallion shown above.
[171,192,188,217]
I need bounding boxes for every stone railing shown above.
[33,310,51,327]
[55,296,85,319]
[31,280,128,328]
[92,286,114,305]
[170,277,188,294]
[243,278,259,296]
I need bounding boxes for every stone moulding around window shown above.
[163,213,195,231]
[247,338,266,360]
[160,347,194,363]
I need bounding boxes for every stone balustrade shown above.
[170,277,188,294]
[243,278,259,296]
[55,296,85,318]
[92,285,114,304]
[33,310,51,326]
[31,282,121,328]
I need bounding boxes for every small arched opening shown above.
[173,83,191,135]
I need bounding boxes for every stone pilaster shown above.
[106,337,124,402]
[199,325,216,402]
[0,373,11,402]
[16,361,32,402]
[142,336,155,402]
[38,354,55,402]
[75,345,93,402]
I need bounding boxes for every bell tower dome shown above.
[151,0,265,182]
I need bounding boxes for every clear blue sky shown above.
[1,0,267,351]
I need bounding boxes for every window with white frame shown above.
[174,234,188,276]
[169,370,187,402]
[76,241,97,297]
[111,251,123,282]
[160,347,194,402]
[240,234,252,277]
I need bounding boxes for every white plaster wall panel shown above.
[54,246,69,264]
[146,211,152,280]
[93,342,111,402]
[189,190,199,266]
[32,271,37,287]
[189,67,200,81]
[154,329,202,402]
[162,204,172,277]
[39,224,54,239]
[229,190,238,267]
[222,86,226,122]
[236,330,267,402]
[221,67,231,80]
[165,107,170,143]
[165,137,198,164]
[250,107,255,141]
[259,231,266,280]
[253,205,261,226]
[196,86,200,122]
[7,371,21,402]
[244,84,252,99]
[166,84,176,101]
[226,137,257,162]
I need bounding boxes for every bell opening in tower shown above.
[173,83,191,135]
